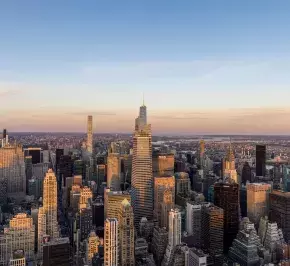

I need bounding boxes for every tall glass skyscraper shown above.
[132,103,153,227]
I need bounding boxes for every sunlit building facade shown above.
[247,183,271,226]
[104,218,118,266]
[107,153,121,191]
[118,199,134,266]
[5,213,35,261]
[87,115,93,154]
[0,144,25,202]
[43,169,59,239]
[86,231,103,266]
[154,176,175,224]
[224,144,238,183]
[104,189,131,219]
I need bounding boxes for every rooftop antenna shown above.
[142,92,145,106]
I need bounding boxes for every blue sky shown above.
[1,1,290,133]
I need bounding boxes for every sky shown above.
[1,0,290,134]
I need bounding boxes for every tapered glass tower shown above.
[132,102,153,227]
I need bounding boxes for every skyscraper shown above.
[104,189,131,219]
[0,144,26,202]
[43,169,59,239]
[256,145,266,177]
[247,183,271,226]
[186,202,211,248]
[161,190,175,229]
[107,153,121,191]
[152,152,175,177]
[43,238,71,266]
[154,176,175,224]
[37,207,46,258]
[241,161,252,185]
[174,172,190,197]
[201,205,224,265]
[104,218,118,266]
[223,144,238,183]
[214,182,240,252]
[163,209,182,265]
[269,190,290,241]
[132,103,153,226]
[118,199,135,266]
[5,213,35,262]
[86,231,103,266]
[87,115,93,154]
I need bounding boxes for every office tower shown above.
[161,190,175,229]
[152,227,168,266]
[107,153,121,191]
[223,144,238,183]
[174,172,190,197]
[0,234,7,265]
[104,218,118,266]
[86,232,103,266]
[74,160,84,176]
[163,209,182,265]
[25,156,33,179]
[154,176,175,224]
[199,139,205,167]
[247,183,271,226]
[24,147,42,164]
[228,218,261,265]
[104,189,131,219]
[135,238,148,261]
[214,182,239,252]
[240,185,247,218]
[79,205,93,241]
[118,199,135,266]
[256,145,266,177]
[58,155,73,185]
[31,207,39,251]
[87,115,93,154]
[120,154,132,185]
[258,216,286,262]
[269,190,290,241]
[1,129,8,147]
[5,213,35,261]
[242,161,252,185]
[0,144,26,201]
[79,186,93,207]
[43,238,71,266]
[200,140,205,157]
[201,205,224,265]
[92,199,104,228]
[188,248,207,266]
[43,169,59,239]
[9,250,26,266]
[37,207,46,258]
[42,150,50,164]
[33,162,49,179]
[96,164,106,186]
[132,103,153,227]
[70,185,82,210]
[55,149,64,169]
[152,152,174,177]
[186,202,211,248]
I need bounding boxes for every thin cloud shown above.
[69,111,116,116]
[0,89,21,97]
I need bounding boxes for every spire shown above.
[142,92,145,106]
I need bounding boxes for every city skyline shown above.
[1,1,290,134]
